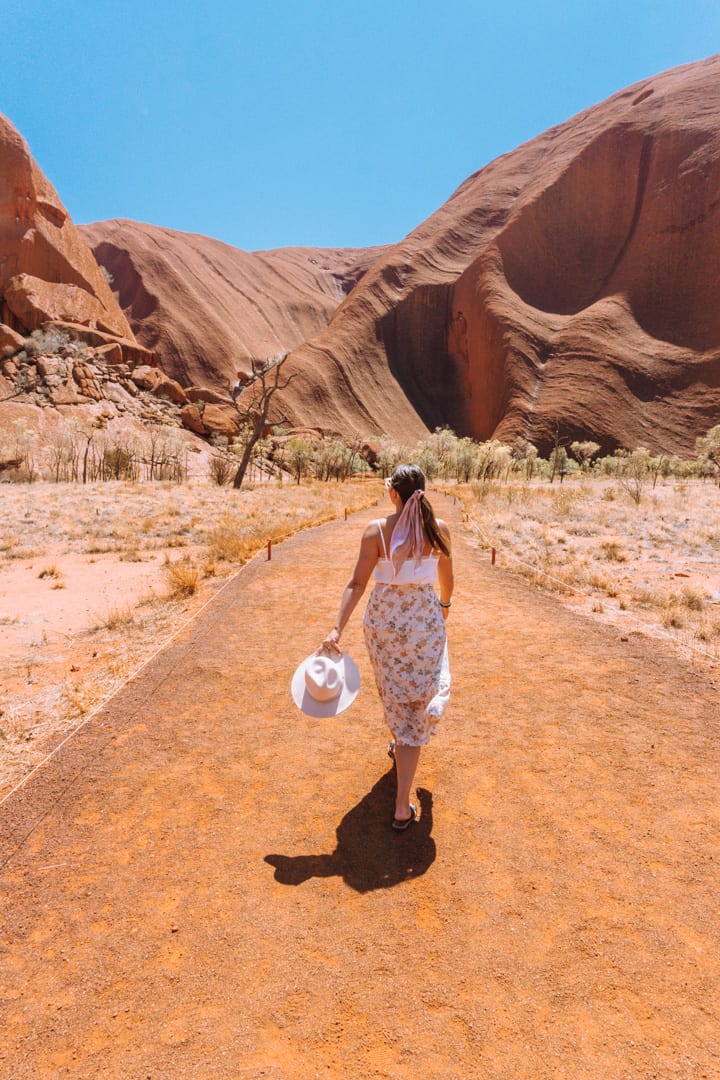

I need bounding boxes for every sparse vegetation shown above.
[458,469,719,662]
[1,419,719,797]
[0,475,383,796]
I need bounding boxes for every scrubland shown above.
[458,476,720,666]
[0,477,382,796]
[2,470,718,799]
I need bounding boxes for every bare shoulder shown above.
[362,519,382,540]
[435,518,452,552]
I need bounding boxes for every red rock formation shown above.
[79,218,388,394]
[0,113,134,342]
[276,56,720,455]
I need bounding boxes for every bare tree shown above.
[549,422,571,483]
[229,354,295,489]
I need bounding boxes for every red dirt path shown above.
[1,495,719,1079]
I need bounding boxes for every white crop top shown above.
[372,519,439,585]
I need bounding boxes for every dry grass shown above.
[164,556,200,598]
[0,476,382,796]
[38,564,62,579]
[458,476,720,665]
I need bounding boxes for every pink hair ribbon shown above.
[389,489,425,575]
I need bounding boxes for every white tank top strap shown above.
[376,519,389,560]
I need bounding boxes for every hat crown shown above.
[305,655,342,702]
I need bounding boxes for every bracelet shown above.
[438,599,452,609]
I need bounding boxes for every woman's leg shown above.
[394,744,421,822]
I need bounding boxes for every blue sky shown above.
[3,1,718,251]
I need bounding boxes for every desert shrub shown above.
[209,452,234,486]
[164,557,200,598]
[96,605,136,631]
[24,327,80,358]
[207,516,256,563]
[600,540,627,562]
[679,585,706,611]
[38,564,61,579]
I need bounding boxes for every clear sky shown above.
[3,1,719,252]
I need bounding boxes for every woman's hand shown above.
[319,627,342,656]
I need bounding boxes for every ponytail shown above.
[389,463,451,557]
[419,494,451,557]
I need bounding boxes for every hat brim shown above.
[291,651,361,718]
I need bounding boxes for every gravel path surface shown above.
[1,493,719,1078]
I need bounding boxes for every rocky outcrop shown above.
[0,113,135,344]
[1,341,183,428]
[275,56,720,455]
[79,218,388,392]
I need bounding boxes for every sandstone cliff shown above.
[276,55,720,454]
[0,113,138,352]
[79,218,388,395]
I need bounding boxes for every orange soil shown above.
[1,495,719,1078]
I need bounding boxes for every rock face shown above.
[275,56,720,455]
[0,113,135,343]
[79,218,388,394]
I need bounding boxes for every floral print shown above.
[363,582,450,747]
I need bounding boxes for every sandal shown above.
[391,804,417,831]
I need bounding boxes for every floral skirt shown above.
[363,583,450,747]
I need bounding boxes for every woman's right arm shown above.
[436,521,454,620]
[320,523,380,655]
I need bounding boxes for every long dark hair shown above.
[389,464,451,557]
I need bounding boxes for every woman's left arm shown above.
[320,523,379,655]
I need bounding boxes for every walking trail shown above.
[1,494,718,1079]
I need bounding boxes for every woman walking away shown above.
[321,464,453,830]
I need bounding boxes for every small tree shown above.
[285,437,315,484]
[696,424,720,486]
[617,448,650,504]
[511,437,539,480]
[229,354,295,489]
[569,440,601,472]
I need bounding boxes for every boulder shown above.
[46,321,157,368]
[0,113,134,340]
[47,384,80,406]
[150,373,187,406]
[131,364,163,391]
[185,385,233,406]
[180,403,208,436]
[71,362,103,401]
[36,357,62,378]
[199,404,240,438]
[93,342,123,366]
[0,323,25,355]
[4,273,126,336]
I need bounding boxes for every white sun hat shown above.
[291,650,361,718]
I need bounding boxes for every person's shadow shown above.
[265,768,436,893]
